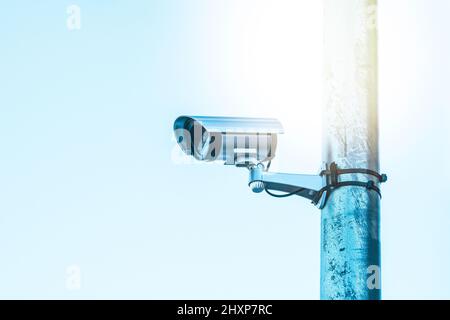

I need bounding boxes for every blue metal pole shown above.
[321,0,381,300]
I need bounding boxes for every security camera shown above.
[173,115,386,209]
[173,116,284,166]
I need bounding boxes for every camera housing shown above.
[173,116,284,166]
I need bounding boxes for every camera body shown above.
[173,116,284,166]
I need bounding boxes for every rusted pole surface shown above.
[321,0,381,300]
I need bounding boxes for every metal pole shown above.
[321,0,380,300]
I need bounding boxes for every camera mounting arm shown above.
[248,162,387,209]
[248,163,325,206]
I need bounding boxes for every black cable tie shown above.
[313,163,386,207]
[366,180,375,189]
[320,162,387,184]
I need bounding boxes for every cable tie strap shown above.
[313,162,387,207]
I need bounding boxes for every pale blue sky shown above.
[0,0,449,299]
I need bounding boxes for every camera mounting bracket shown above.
[248,162,387,209]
